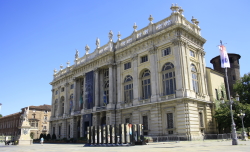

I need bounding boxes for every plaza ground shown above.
[0,140,250,152]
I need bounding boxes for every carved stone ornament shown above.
[117,31,121,41]
[53,69,57,75]
[172,39,186,46]
[66,61,70,67]
[148,45,157,54]
[96,38,100,48]
[133,23,137,32]
[109,30,113,41]
[131,53,138,61]
[148,15,154,24]
[85,45,90,54]
[75,49,79,59]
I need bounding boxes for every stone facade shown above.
[0,104,51,139]
[49,4,223,140]
[210,53,241,97]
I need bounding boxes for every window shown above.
[70,84,74,89]
[215,89,219,100]
[54,99,58,116]
[43,126,47,130]
[104,81,109,105]
[55,90,58,95]
[167,113,174,129]
[191,64,199,93]
[141,55,148,63]
[221,91,224,98]
[190,50,195,57]
[142,116,148,135]
[124,62,131,70]
[103,69,109,106]
[32,114,36,119]
[61,87,64,92]
[44,116,47,121]
[162,47,171,56]
[162,63,176,95]
[124,75,133,103]
[232,75,236,80]
[141,70,151,99]
[125,118,130,124]
[199,112,204,127]
[60,96,65,115]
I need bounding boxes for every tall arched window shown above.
[124,75,133,103]
[60,96,65,115]
[104,80,109,105]
[141,70,151,99]
[191,64,199,93]
[162,62,176,95]
[54,99,58,116]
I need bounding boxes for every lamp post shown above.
[238,110,247,141]
[218,40,238,145]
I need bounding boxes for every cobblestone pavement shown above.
[0,140,250,152]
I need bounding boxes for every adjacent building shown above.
[49,4,226,140]
[0,104,51,139]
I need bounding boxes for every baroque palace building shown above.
[49,4,226,140]
[0,105,51,139]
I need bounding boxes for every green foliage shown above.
[0,114,2,117]
[233,72,250,104]
[52,134,56,140]
[30,132,34,139]
[39,133,44,139]
[213,99,250,133]
[46,134,51,140]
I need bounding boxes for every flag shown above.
[103,92,107,106]
[219,45,230,68]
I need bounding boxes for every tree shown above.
[233,72,250,104]
[0,114,2,117]
[39,133,44,139]
[46,134,51,140]
[213,99,250,134]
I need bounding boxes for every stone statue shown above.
[109,30,113,41]
[96,38,100,48]
[85,45,90,54]
[75,49,79,59]
[21,107,29,122]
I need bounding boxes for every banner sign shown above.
[219,45,230,68]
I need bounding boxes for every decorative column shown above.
[80,115,84,137]
[109,64,113,104]
[132,54,139,105]
[172,40,188,97]
[198,50,207,95]
[51,89,55,117]
[94,68,99,107]
[116,62,122,103]
[149,46,158,102]
[64,83,69,116]
[82,74,86,111]
[72,78,77,114]
[57,86,61,116]
[99,70,104,107]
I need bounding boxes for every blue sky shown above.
[0,0,249,116]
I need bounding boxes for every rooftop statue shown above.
[96,38,100,48]
[75,49,79,59]
[109,30,113,41]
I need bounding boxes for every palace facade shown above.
[49,4,225,140]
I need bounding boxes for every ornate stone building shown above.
[0,105,51,139]
[49,4,225,140]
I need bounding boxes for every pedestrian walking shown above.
[40,137,44,145]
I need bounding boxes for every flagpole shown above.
[220,40,238,145]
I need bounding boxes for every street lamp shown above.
[238,110,248,141]
[218,40,238,145]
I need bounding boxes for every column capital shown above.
[148,45,158,54]
[131,54,138,61]
[94,67,99,73]
[64,82,70,87]
[115,61,121,67]
[51,89,55,92]
[171,39,187,46]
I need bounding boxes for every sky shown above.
[0,0,249,116]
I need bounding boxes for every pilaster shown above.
[108,64,113,104]
[94,68,99,107]
[132,54,139,105]
[72,78,77,114]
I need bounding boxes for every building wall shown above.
[49,4,219,140]
[0,112,21,136]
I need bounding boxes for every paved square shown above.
[0,140,249,152]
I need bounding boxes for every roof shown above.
[0,112,21,119]
[22,104,51,111]
[210,53,241,63]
